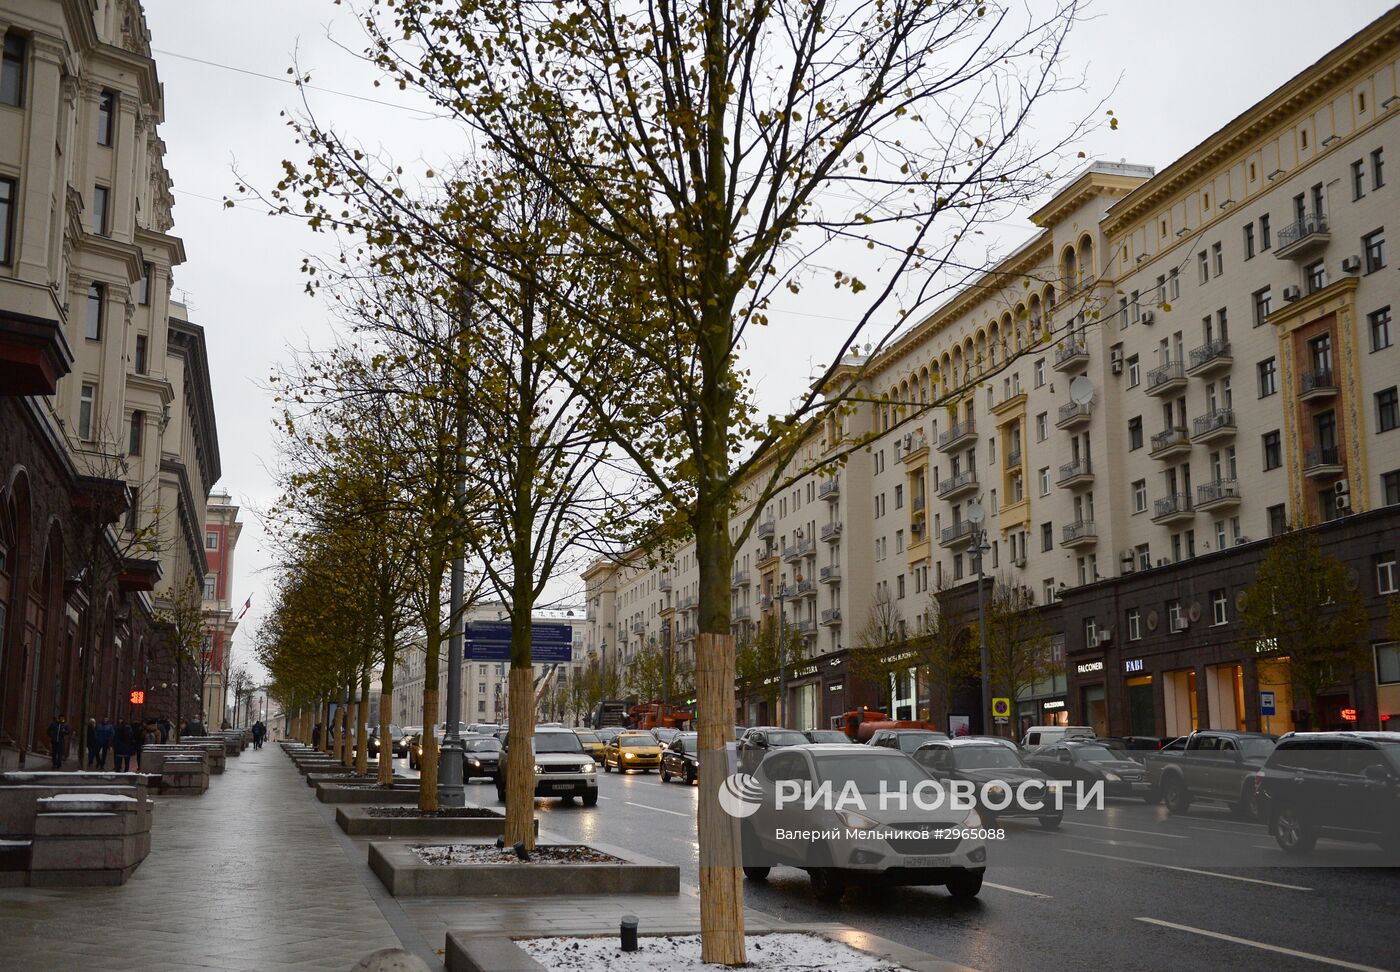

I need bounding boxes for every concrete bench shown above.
[0,783,151,838]
[159,760,209,796]
[142,743,225,774]
[28,792,152,886]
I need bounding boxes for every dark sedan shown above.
[914,739,1062,828]
[737,727,810,773]
[1024,739,1151,797]
[660,732,700,784]
[804,729,855,744]
[461,735,502,781]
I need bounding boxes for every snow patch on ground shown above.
[37,793,137,802]
[519,933,911,971]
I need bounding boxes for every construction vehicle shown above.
[628,702,693,730]
[591,700,629,730]
[834,708,941,743]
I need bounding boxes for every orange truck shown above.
[836,708,941,742]
[628,702,693,730]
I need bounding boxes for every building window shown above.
[1043,579,1056,604]
[1259,213,1271,251]
[134,334,148,375]
[1253,288,1271,327]
[92,185,109,236]
[97,89,116,146]
[1125,354,1140,388]
[1034,359,1045,387]
[1378,387,1399,433]
[1257,357,1277,397]
[1363,229,1387,274]
[1376,553,1397,595]
[1369,306,1393,352]
[1263,430,1281,470]
[1127,608,1141,641]
[206,531,219,550]
[1267,504,1288,537]
[202,574,217,599]
[1135,543,1150,571]
[125,485,138,533]
[1036,412,1048,442]
[138,262,152,305]
[1212,242,1223,277]
[127,411,142,456]
[0,176,14,266]
[1305,259,1326,294]
[1132,479,1147,514]
[1377,643,1400,686]
[1373,148,1386,190]
[1,32,25,107]
[1386,470,1400,505]
[78,383,96,440]
[1243,223,1255,259]
[1041,522,1053,552]
[1352,159,1367,200]
[1198,250,1209,283]
[1128,416,1143,451]
[85,283,103,340]
[1168,599,1185,632]
[1211,589,1228,626]
[1038,467,1050,496]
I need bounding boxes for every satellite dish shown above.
[966,501,986,525]
[1069,375,1095,406]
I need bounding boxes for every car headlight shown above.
[986,785,1007,801]
[533,764,543,774]
[1102,771,1121,783]
[624,752,635,759]
[581,763,595,774]
[962,807,983,828]
[836,809,881,831]
[467,758,480,766]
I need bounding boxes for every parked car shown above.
[651,726,682,747]
[573,728,606,763]
[467,723,501,737]
[965,735,1021,752]
[494,726,598,805]
[804,729,855,744]
[740,744,987,902]
[1143,730,1277,818]
[867,728,950,754]
[1020,725,1095,750]
[1256,731,1400,855]
[1024,739,1150,798]
[660,732,700,784]
[914,738,1062,829]
[461,735,503,781]
[363,724,407,758]
[595,727,623,746]
[604,731,664,773]
[737,727,810,773]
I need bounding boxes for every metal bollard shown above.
[620,914,639,952]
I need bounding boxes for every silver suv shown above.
[494,727,599,806]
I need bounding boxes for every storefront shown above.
[1074,659,1106,735]
[1205,662,1246,731]
[1122,657,1155,737]
[1162,668,1198,736]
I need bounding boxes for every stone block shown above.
[315,783,421,805]
[367,841,680,898]
[335,806,532,838]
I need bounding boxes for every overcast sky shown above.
[141,0,1394,681]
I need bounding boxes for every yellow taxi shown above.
[574,728,606,763]
[603,731,663,773]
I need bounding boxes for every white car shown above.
[494,727,598,806]
[1020,725,1096,750]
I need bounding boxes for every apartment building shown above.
[200,490,242,731]
[392,602,588,728]
[0,0,221,766]
[584,9,1400,739]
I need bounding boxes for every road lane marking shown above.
[1062,833,1166,851]
[1134,918,1388,970]
[626,801,690,817]
[1189,824,1266,836]
[1063,849,1312,890]
[984,882,1051,898]
[1063,820,1188,839]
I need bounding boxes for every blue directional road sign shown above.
[465,620,573,663]
[1259,690,1276,716]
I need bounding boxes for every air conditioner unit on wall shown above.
[1283,285,1301,302]
[1011,555,1027,568]
[1110,349,1124,374]
[1140,310,1156,325]
[1171,618,1189,633]
[1341,255,1362,274]
[1099,628,1113,643]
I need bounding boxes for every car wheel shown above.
[808,868,845,904]
[582,790,598,807]
[1274,806,1316,854]
[1233,782,1261,822]
[661,768,671,783]
[685,764,697,785]
[1163,777,1191,815]
[743,866,771,881]
[945,869,983,900]
[1039,813,1063,831]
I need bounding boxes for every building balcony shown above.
[759,594,773,611]
[1056,401,1092,430]
[1150,426,1192,460]
[794,619,817,636]
[819,565,841,584]
[757,519,776,539]
[1146,360,1187,396]
[819,478,840,501]
[1191,408,1236,443]
[1053,336,1090,373]
[820,608,843,626]
[1004,449,1023,472]
[901,432,930,462]
[912,495,926,513]
[791,580,817,600]
[1152,492,1196,524]
[1299,368,1338,401]
[0,312,74,397]
[937,419,977,453]
[937,469,979,500]
[677,594,697,611]
[1303,445,1344,479]
[659,574,672,591]
[1061,520,1097,548]
[1056,458,1094,489]
[631,620,646,635]
[1275,213,1330,260]
[679,625,698,641]
[940,519,977,548]
[1187,339,1233,377]
[820,521,843,541]
[1196,478,1242,512]
[756,545,779,568]
[730,570,749,589]
[733,604,753,622]
[783,537,815,562]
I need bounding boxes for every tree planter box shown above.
[335,805,535,838]
[368,840,679,898]
[316,783,423,805]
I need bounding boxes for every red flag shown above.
[235,595,251,621]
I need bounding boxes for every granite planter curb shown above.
[316,783,423,805]
[444,927,975,972]
[368,840,679,898]
[335,805,535,838]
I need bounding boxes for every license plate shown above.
[904,855,951,868]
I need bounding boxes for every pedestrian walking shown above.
[129,720,145,772]
[158,716,171,743]
[183,715,206,738]
[94,716,114,770]
[46,716,72,770]
[112,721,134,773]
[252,720,266,749]
[85,718,99,767]
[312,723,322,748]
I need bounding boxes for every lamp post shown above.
[965,501,992,736]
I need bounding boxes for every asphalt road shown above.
[392,755,1400,972]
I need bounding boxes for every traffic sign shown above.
[465,620,573,663]
[1259,690,1276,716]
[990,697,1011,719]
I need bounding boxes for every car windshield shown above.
[1239,737,1276,758]
[1073,745,1119,762]
[815,753,930,792]
[619,733,656,746]
[534,733,583,754]
[677,734,697,749]
[465,739,501,752]
[897,732,946,752]
[767,730,808,747]
[809,731,849,743]
[954,746,1024,769]
[575,731,599,743]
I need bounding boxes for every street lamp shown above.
[965,501,992,736]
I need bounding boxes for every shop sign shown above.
[790,664,818,680]
[827,680,844,692]
[1341,708,1358,722]
[1253,637,1279,655]
[1075,660,1104,675]
[1042,700,1066,710]
[1124,658,1144,673]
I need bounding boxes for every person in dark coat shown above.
[129,721,146,772]
[252,721,266,749]
[183,717,206,738]
[93,717,114,770]
[85,718,99,767]
[47,716,72,769]
[158,717,171,743]
[312,723,322,748]
[112,722,135,773]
